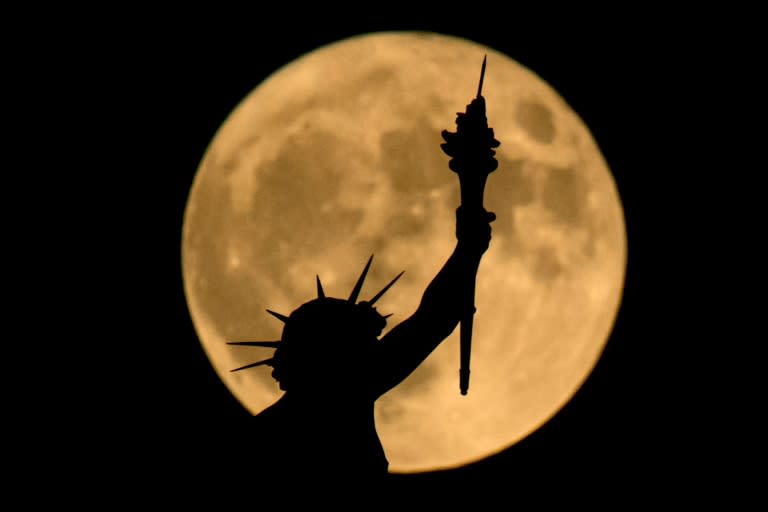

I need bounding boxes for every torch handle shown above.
[458,172,489,212]
[457,172,488,396]
[459,275,476,395]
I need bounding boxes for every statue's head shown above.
[227,255,403,392]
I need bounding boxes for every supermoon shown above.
[181,32,626,473]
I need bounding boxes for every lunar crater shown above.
[379,118,448,194]
[540,164,590,228]
[515,100,556,144]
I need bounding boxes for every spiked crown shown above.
[227,255,403,387]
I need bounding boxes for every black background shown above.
[24,7,741,503]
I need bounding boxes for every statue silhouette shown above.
[230,209,493,481]
[225,59,500,486]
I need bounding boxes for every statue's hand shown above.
[456,206,495,254]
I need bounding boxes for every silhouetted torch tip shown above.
[476,55,487,98]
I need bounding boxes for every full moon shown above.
[181,32,626,473]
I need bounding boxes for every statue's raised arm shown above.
[373,205,495,396]
[374,56,500,397]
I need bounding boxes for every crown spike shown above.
[266,309,289,323]
[227,341,281,348]
[348,254,374,303]
[230,358,275,372]
[316,275,325,299]
[367,270,405,306]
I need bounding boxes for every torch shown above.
[440,56,500,395]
